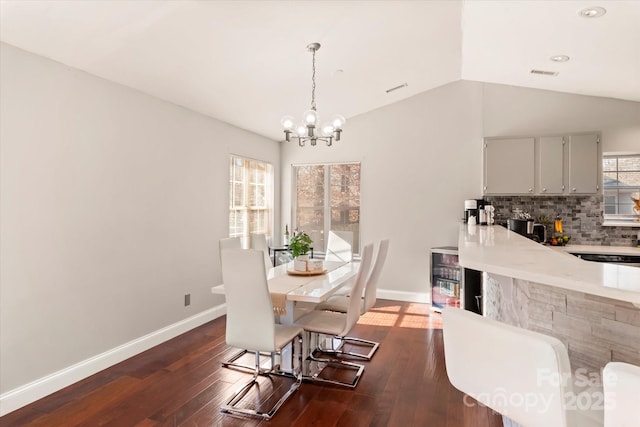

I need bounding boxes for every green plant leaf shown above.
[288,232,312,258]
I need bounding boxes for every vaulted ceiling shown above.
[1,0,638,141]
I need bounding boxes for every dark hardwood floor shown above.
[1,300,503,426]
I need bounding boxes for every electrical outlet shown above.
[184,293,191,306]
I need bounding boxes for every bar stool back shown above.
[603,362,640,427]
[442,307,603,427]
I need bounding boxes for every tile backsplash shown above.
[486,195,639,246]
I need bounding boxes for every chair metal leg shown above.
[221,370,301,419]
[221,335,303,419]
[317,335,379,360]
[222,349,275,374]
[307,353,365,388]
[303,331,366,388]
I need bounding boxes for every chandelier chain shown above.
[311,48,317,111]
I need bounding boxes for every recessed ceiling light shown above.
[550,55,570,62]
[579,7,606,18]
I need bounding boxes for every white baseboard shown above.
[377,288,431,304]
[0,304,227,417]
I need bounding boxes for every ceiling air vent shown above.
[530,69,559,77]
[385,83,408,93]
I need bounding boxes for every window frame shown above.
[602,153,640,226]
[291,162,361,255]
[229,155,274,248]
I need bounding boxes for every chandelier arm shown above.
[295,136,333,146]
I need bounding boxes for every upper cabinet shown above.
[483,132,600,196]
[568,133,600,194]
[538,136,564,194]
[484,137,535,195]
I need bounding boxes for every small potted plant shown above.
[288,231,312,259]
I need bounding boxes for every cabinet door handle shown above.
[528,188,533,193]
[542,188,547,192]
[572,188,577,192]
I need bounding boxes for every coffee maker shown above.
[465,199,494,225]
[464,199,479,224]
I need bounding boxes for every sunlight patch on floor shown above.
[357,302,441,329]
[404,303,432,315]
[357,311,399,327]
[398,314,432,329]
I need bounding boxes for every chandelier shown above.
[280,42,346,147]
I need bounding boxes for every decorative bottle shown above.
[284,224,289,245]
[554,216,563,234]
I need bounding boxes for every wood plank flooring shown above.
[1,300,503,426]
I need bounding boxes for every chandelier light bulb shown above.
[280,115,295,130]
[296,124,307,137]
[321,123,335,137]
[331,114,346,129]
[303,109,319,126]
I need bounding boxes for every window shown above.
[603,154,640,223]
[292,163,360,253]
[229,155,273,248]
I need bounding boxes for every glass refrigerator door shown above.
[431,251,461,311]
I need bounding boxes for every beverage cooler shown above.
[430,246,482,314]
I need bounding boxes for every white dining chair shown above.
[293,243,374,388]
[220,249,304,419]
[314,239,389,360]
[250,233,273,271]
[442,307,603,427]
[603,362,640,427]
[325,230,353,262]
[218,236,255,370]
[219,236,241,255]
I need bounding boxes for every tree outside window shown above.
[293,163,360,253]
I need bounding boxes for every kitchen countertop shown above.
[458,224,640,305]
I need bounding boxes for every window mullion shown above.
[323,165,331,249]
[243,160,250,248]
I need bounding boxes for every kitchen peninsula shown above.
[458,224,640,374]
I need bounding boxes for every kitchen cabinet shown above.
[483,137,535,195]
[568,133,600,194]
[538,136,564,194]
[483,132,600,196]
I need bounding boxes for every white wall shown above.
[0,43,279,396]
[280,81,485,298]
